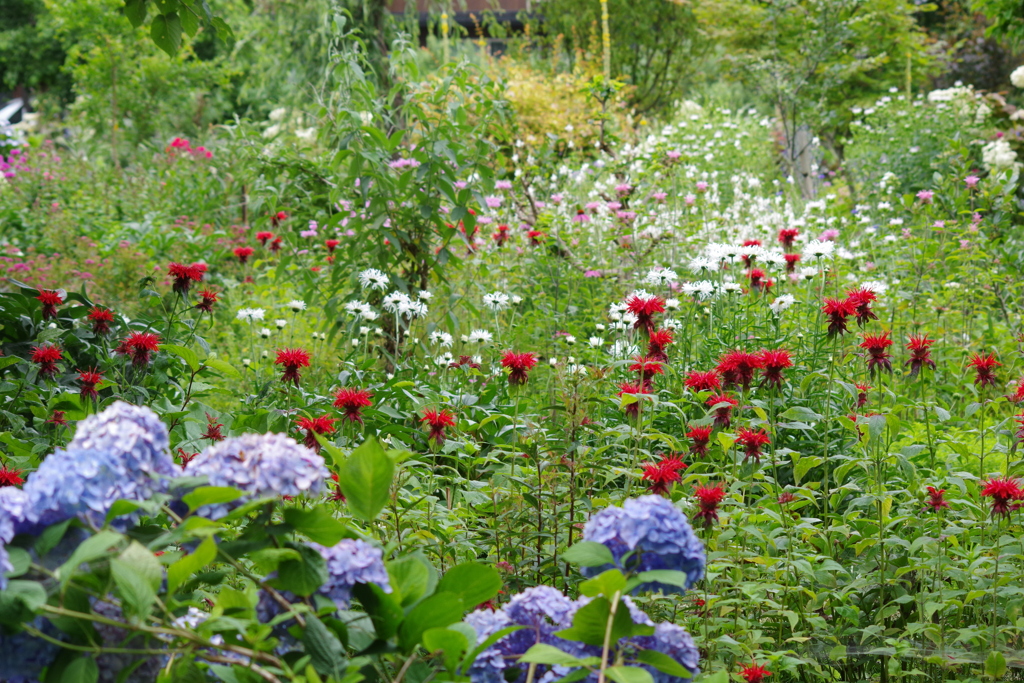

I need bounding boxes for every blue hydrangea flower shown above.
[0,618,61,681]
[68,402,175,480]
[581,495,705,594]
[0,489,16,591]
[311,539,392,609]
[185,433,328,518]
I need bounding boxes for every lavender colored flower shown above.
[311,538,392,609]
[69,402,175,478]
[185,433,328,518]
[580,495,705,594]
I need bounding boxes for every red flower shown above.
[693,484,726,528]
[325,239,340,254]
[271,211,288,227]
[642,455,687,495]
[47,411,67,426]
[860,331,894,375]
[716,350,763,390]
[201,413,225,442]
[450,355,481,370]
[35,289,63,320]
[777,492,797,505]
[686,425,713,457]
[334,388,373,424]
[1015,413,1024,442]
[116,332,161,367]
[740,663,772,683]
[329,472,346,502]
[168,262,205,294]
[822,297,856,337]
[88,306,114,335]
[422,408,456,446]
[783,253,801,273]
[969,352,1000,387]
[736,427,771,462]
[78,368,103,400]
[501,351,539,386]
[855,383,871,408]
[275,348,311,386]
[270,237,283,252]
[31,344,62,377]
[778,227,799,249]
[706,393,739,428]
[196,289,218,313]
[758,349,792,389]
[629,355,664,390]
[646,329,673,362]
[234,246,255,264]
[740,240,761,267]
[685,370,721,392]
[256,231,275,246]
[618,382,650,421]
[625,293,666,337]
[493,224,510,246]
[906,334,935,377]
[747,268,767,292]
[925,486,948,511]
[846,288,878,326]
[0,466,24,487]
[527,230,546,246]
[177,448,198,470]
[981,477,1023,517]
[296,415,338,453]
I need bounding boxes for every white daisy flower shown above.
[359,268,390,290]
[236,308,266,322]
[287,300,307,312]
[483,292,511,311]
[468,329,493,343]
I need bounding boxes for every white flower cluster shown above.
[345,300,380,321]
[236,308,266,322]
[982,139,1020,172]
[358,268,390,291]
[383,292,428,319]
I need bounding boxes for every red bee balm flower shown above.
[88,307,114,335]
[325,239,340,253]
[296,415,338,453]
[201,413,225,442]
[275,348,311,386]
[196,290,218,313]
[736,428,771,462]
[846,288,878,326]
[686,425,713,458]
[783,253,801,273]
[822,297,856,337]
[116,332,161,367]
[758,349,792,388]
[646,329,673,362]
[46,411,67,426]
[31,344,62,377]
[625,293,666,337]
[618,382,650,421]
[778,227,799,249]
[685,370,721,393]
[234,246,255,264]
[925,486,948,511]
[629,355,664,390]
[501,351,539,386]
[493,224,510,246]
[334,388,373,424]
[168,262,205,294]
[642,456,687,495]
[969,352,1000,387]
[256,231,274,246]
[860,331,894,376]
[177,449,198,470]
[35,289,63,320]
[855,383,871,408]
[422,408,456,446]
[78,369,103,400]
[717,350,763,390]
[906,334,936,377]
[706,393,739,428]
[693,484,726,528]
[740,663,772,683]
[981,477,1023,517]
[0,466,24,487]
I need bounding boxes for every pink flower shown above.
[916,190,934,204]
[684,194,696,205]
[965,175,980,188]
[695,181,708,193]
[666,150,681,160]
[819,228,840,241]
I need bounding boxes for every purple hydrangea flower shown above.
[580,495,705,594]
[69,402,175,479]
[186,433,328,518]
[0,618,61,680]
[311,539,392,609]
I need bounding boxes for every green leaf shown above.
[0,357,21,371]
[985,650,1007,679]
[632,570,691,590]
[5,547,30,577]
[519,643,597,667]
[303,614,346,679]
[284,507,350,546]
[58,530,124,586]
[249,548,302,574]
[352,582,404,640]
[61,657,99,683]
[387,555,431,607]
[124,0,148,27]
[160,344,198,372]
[422,627,470,672]
[780,406,823,421]
[635,650,693,679]
[605,667,654,683]
[0,580,47,625]
[167,535,217,595]
[180,6,199,36]
[556,597,644,647]
[561,541,615,568]
[274,543,328,597]
[436,562,502,609]
[336,437,394,522]
[111,542,162,620]
[697,671,729,683]
[151,12,183,56]
[182,486,244,512]
[398,591,465,652]
[579,569,626,598]
[203,359,242,379]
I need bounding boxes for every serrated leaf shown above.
[124,0,147,26]
[303,614,346,679]
[203,358,241,379]
[336,437,394,522]
[151,12,183,56]
[160,344,199,372]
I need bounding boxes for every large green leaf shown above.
[303,615,346,679]
[336,437,394,522]
[283,507,351,546]
[111,542,162,620]
[436,562,502,610]
[397,591,464,652]
[561,541,615,568]
[150,12,182,56]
